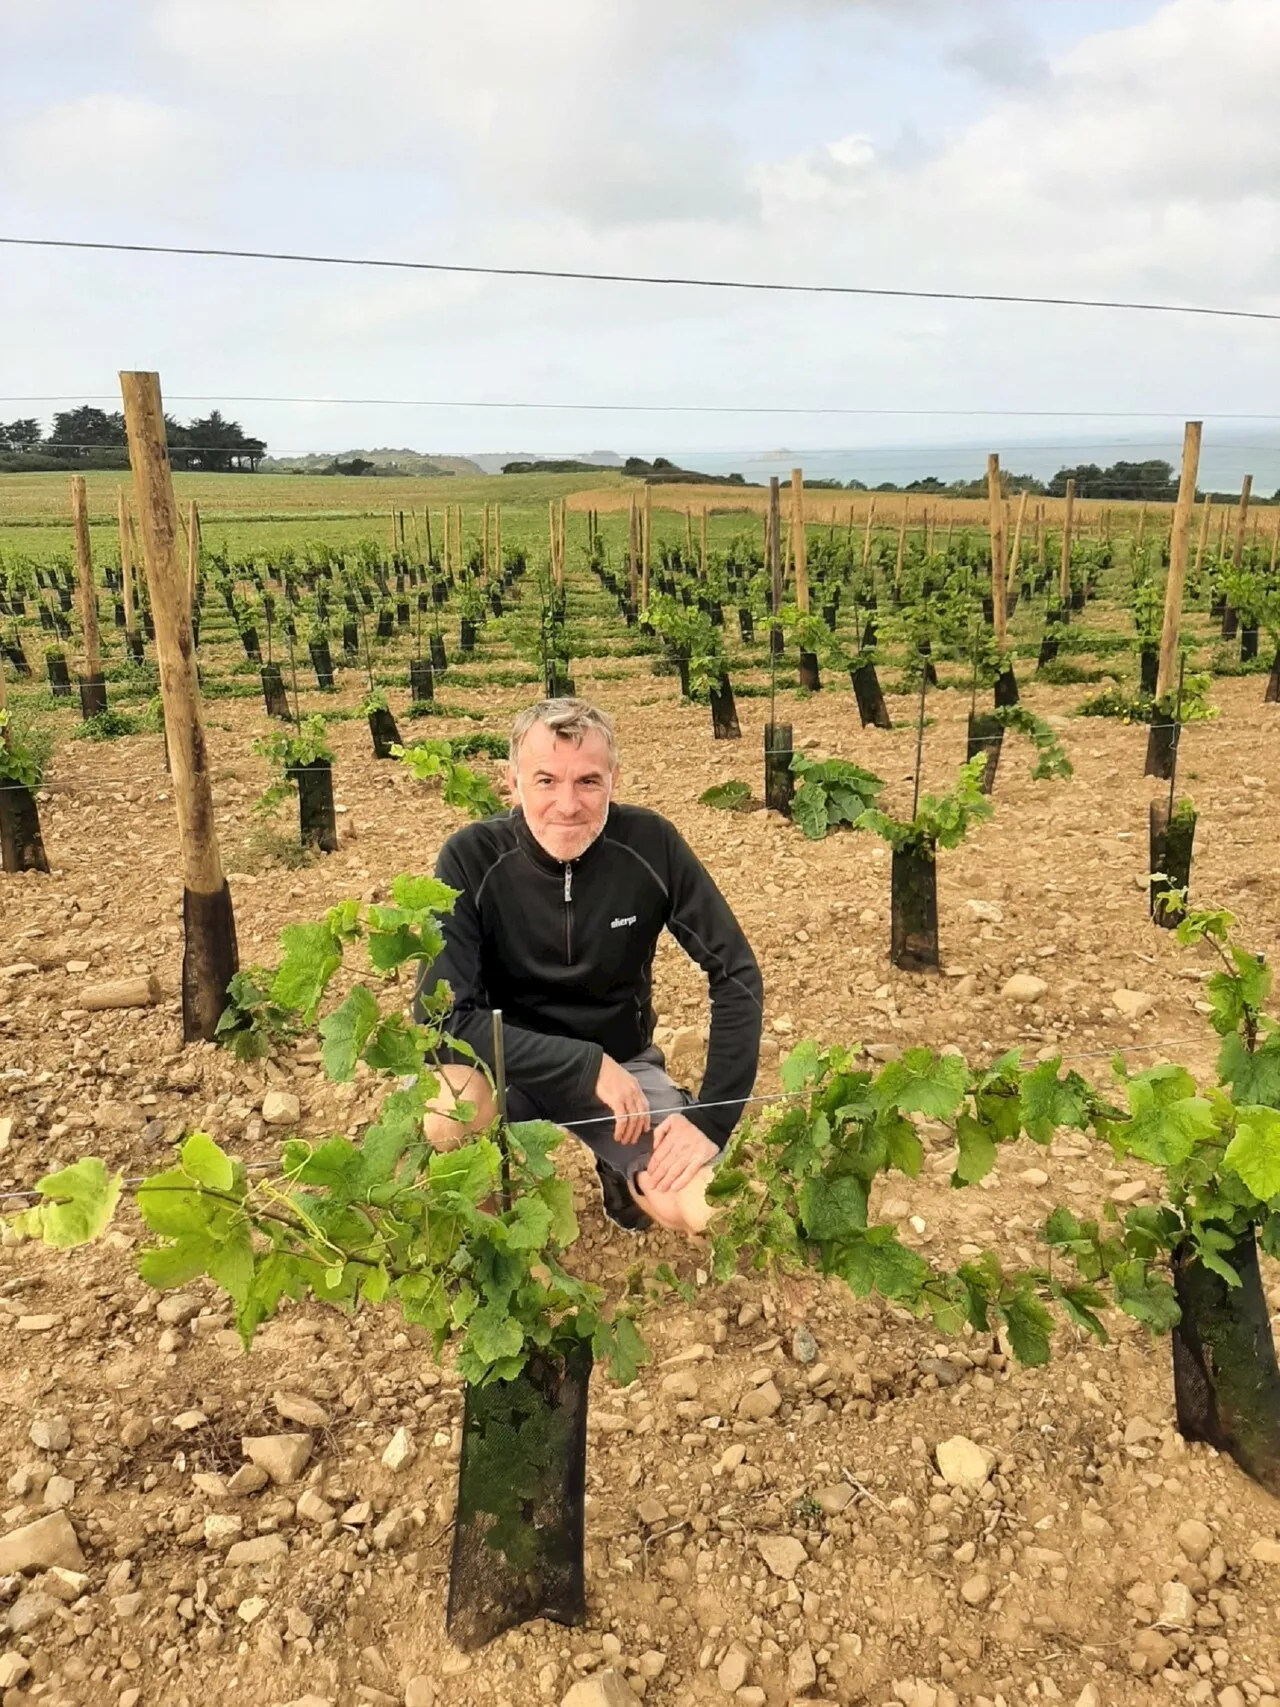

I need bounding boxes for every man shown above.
[415,697,763,1237]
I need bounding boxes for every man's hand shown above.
[595,1054,651,1147]
[641,1111,718,1196]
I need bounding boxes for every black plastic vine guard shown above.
[77,676,108,719]
[0,782,49,875]
[763,722,794,817]
[309,640,335,689]
[430,634,448,671]
[798,650,821,693]
[368,708,402,759]
[1171,1228,1280,1497]
[290,759,338,853]
[410,659,434,702]
[260,665,290,719]
[709,674,741,740]
[966,713,1004,796]
[1148,798,1195,928]
[850,662,891,730]
[1144,714,1179,781]
[1241,626,1259,663]
[1139,645,1159,696]
[446,1344,592,1651]
[45,653,71,698]
[1266,647,1280,704]
[993,666,1019,709]
[891,845,940,973]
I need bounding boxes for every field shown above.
[1,467,1279,1707]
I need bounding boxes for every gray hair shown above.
[509,698,617,769]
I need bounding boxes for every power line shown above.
[3,234,1280,325]
[7,394,1280,421]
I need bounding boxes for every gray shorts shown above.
[505,1045,693,1181]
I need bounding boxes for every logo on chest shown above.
[610,915,638,929]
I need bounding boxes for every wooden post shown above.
[861,497,877,572]
[699,507,708,580]
[894,498,910,592]
[791,468,809,613]
[390,509,397,554]
[769,478,782,617]
[685,507,693,558]
[642,485,651,606]
[482,503,490,578]
[559,499,567,586]
[1135,501,1148,558]
[986,455,1007,651]
[120,371,238,1043]
[69,476,102,685]
[425,508,434,565]
[1194,494,1212,576]
[1217,508,1229,556]
[548,500,559,588]
[628,497,639,609]
[1156,422,1203,700]
[1232,474,1253,569]
[117,488,136,640]
[1007,489,1029,597]
[187,499,200,611]
[1035,503,1046,568]
[494,503,501,579]
[1058,479,1076,601]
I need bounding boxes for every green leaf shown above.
[391,874,459,914]
[136,1168,219,1238]
[1021,1060,1091,1143]
[1223,1106,1280,1202]
[792,780,830,841]
[180,1132,235,1193]
[206,1224,255,1306]
[361,1264,391,1306]
[797,1174,868,1241]
[505,1194,553,1250]
[699,780,751,811]
[1219,1033,1280,1109]
[467,1302,526,1367]
[362,1014,424,1076]
[1001,1288,1053,1365]
[428,1138,501,1203]
[1053,1281,1108,1342]
[508,1119,563,1181]
[29,1158,122,1249]
[883,1115,923,1177]
[953,1113,997,1185]
[138,1237,211,1291]
[318,985,381,1081]
[594,1314,651,1385]
[537,1177,579,1247]
[271,921,342,1020]
[779,1041,824,1095]
[1111,1258,1181,1330]
[871,1048,967,1119]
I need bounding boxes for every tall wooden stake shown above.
[699,508,708,580]
[1007,489,1029,599]
[1232,474,1253,569]
[862,497,877,572]
[1058,479,1076,602]
[642,485,651,606]
[628,497,639,609]
[986,455,1008,651]
[120,371,238,1042]
[791,468,809,613]
[1194,495,1212,576]
[494,504,502,580]
[187,499,200,611]
[69,476,102,685]
[1156,422,1203,700]
[117,488,136,641]
[894,498,910,592]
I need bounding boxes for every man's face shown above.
[511,723,617,863]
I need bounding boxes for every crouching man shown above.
[414,697,763,1236]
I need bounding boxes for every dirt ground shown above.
[2,604,1279,1707]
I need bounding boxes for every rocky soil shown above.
[1,619,1279,1707]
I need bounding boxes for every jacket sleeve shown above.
[413,837,603,1107]
[662,825,763,1147]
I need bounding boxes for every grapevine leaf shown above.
[508,1119,562,1182]
[271,921,342,1020]
[138,1237,212,1291]
[871,1048,967,1118]
[779,1041,824,1094]
[180,1132,235,1193]
[792,780,830,841]
[1222,1106,1280,1202]
[1001,1288,1053,1365]
[319,985,380,1081]
[699,780,752,811]
[428,1138,501,1203]
[883,1115,923,1178]
[505,1194,553,1250]
[1219,1033,1280,1112]
[797,1173,868,1240]
[206,1224,255,1307]
[1111,1258,1181,1330]
[953,1113,997,1186]
[466,1301,525,1366]
[27,1158,122,1249]
[391,874,458,914]
[361,1264,391,1306]
[537,1177,579,1247]
[1021,1060,1091,1143]
[1053,1281,1109,1342]
[136,1168,219,1238]
[362,1014,423,1077]
[595,1314,650,1386]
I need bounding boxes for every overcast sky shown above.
[3,0,1279,464]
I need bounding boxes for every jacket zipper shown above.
[563,863,573,963]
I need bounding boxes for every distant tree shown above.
[45,406,125,459]
[183,411,265,473]
[1048,459,1175,501]
[905,476,948,493]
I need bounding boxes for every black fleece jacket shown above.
[414,805,763,1147]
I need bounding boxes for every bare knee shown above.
[422,1066,496,1151]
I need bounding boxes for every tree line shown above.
[813,459,1200,502]
[0,406,266,473]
